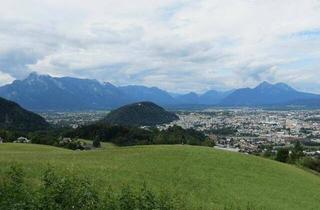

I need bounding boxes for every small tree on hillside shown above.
[93,134,101,148]
[275,148,289,163]
[290,141,304,162]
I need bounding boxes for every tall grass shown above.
[0,164,185,210]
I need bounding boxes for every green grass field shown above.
[0,143,320,210]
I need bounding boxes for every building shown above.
[14,137,30,143]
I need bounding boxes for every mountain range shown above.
[220,82,320,106]
[0,73,319,111]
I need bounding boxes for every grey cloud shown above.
[0,0,320,93]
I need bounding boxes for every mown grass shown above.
[0,143,320,210]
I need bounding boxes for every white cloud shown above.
[0,71,15,85]
[0,0,320,93]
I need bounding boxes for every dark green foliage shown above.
[58,138,87,150]
[0,165,37,210]
[201,139,216,147]
[301,157,320,173]
[275,148,290,163]
[0,129,26,142]
[262,145,274,158]
[93,134,101,148]
[39,167,99,210]
[208,127,237,136]
[102,102,179,126]
[0,97,49,131]
[100,184,185,210]
[154,125,206,145]
[0,165,185,210]
[70,124,208,147]
[290,141,304,162]
[28,129,65,146]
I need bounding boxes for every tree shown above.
[93,134,101,148]
[276,148,289,163]
[263,146,273,158]
[290,141,304,162]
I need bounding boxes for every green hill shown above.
[0,143,319,209]
[0,97,49,131]
[102,101,179,126]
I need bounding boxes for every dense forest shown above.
[67,124,214,147]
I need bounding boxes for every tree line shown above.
[66,124,215,147]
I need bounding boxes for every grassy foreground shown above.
[0,143,320,210]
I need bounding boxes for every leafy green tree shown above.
[290,141,304,162]
[263,146,274,158]
[276,148,289,163]
[301,157,320,173]
[93,134,101,148]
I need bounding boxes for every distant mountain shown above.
[0,73,128,111]
[199,90,232,105]
[175,92,200,104]
[1,73,319,110]
[102,101,179,126]
[0,73,178,111]
[119,85,176,105]
[221,81,320,106]
[0,97,49,131]
[173,90,232,105]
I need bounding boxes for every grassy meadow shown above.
[0,143,320,210]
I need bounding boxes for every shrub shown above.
[301,157,320,173]
[39,167,100,210]
[275,148,289,163]
[1,165,186,210]
[0,165,37,210]
[93,134,101,148]
[290,141,304,163]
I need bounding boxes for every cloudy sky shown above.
[0,0,320,93]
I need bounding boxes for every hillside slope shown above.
[0,144,319,210]
[0,97,49,131]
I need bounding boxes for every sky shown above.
[0,0,320,93]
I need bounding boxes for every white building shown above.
[14,137,30,143]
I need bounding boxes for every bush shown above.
[100,184,185,210]
[0,165,37,210]
[290,141,304,163]
[275,148,289,163]
[93,135,101,148]
[0,165,186,210]
[301,157,320,173]
[201,139,216,147]
[39,167,100,210]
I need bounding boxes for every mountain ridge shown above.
[0,74,319,110]
[221,81,320,106]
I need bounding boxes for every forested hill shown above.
[102,102,179,126]
[0,97,49,131]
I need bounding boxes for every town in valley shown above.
[39,108,320,157]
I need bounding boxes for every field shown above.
[0,143,320,210]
